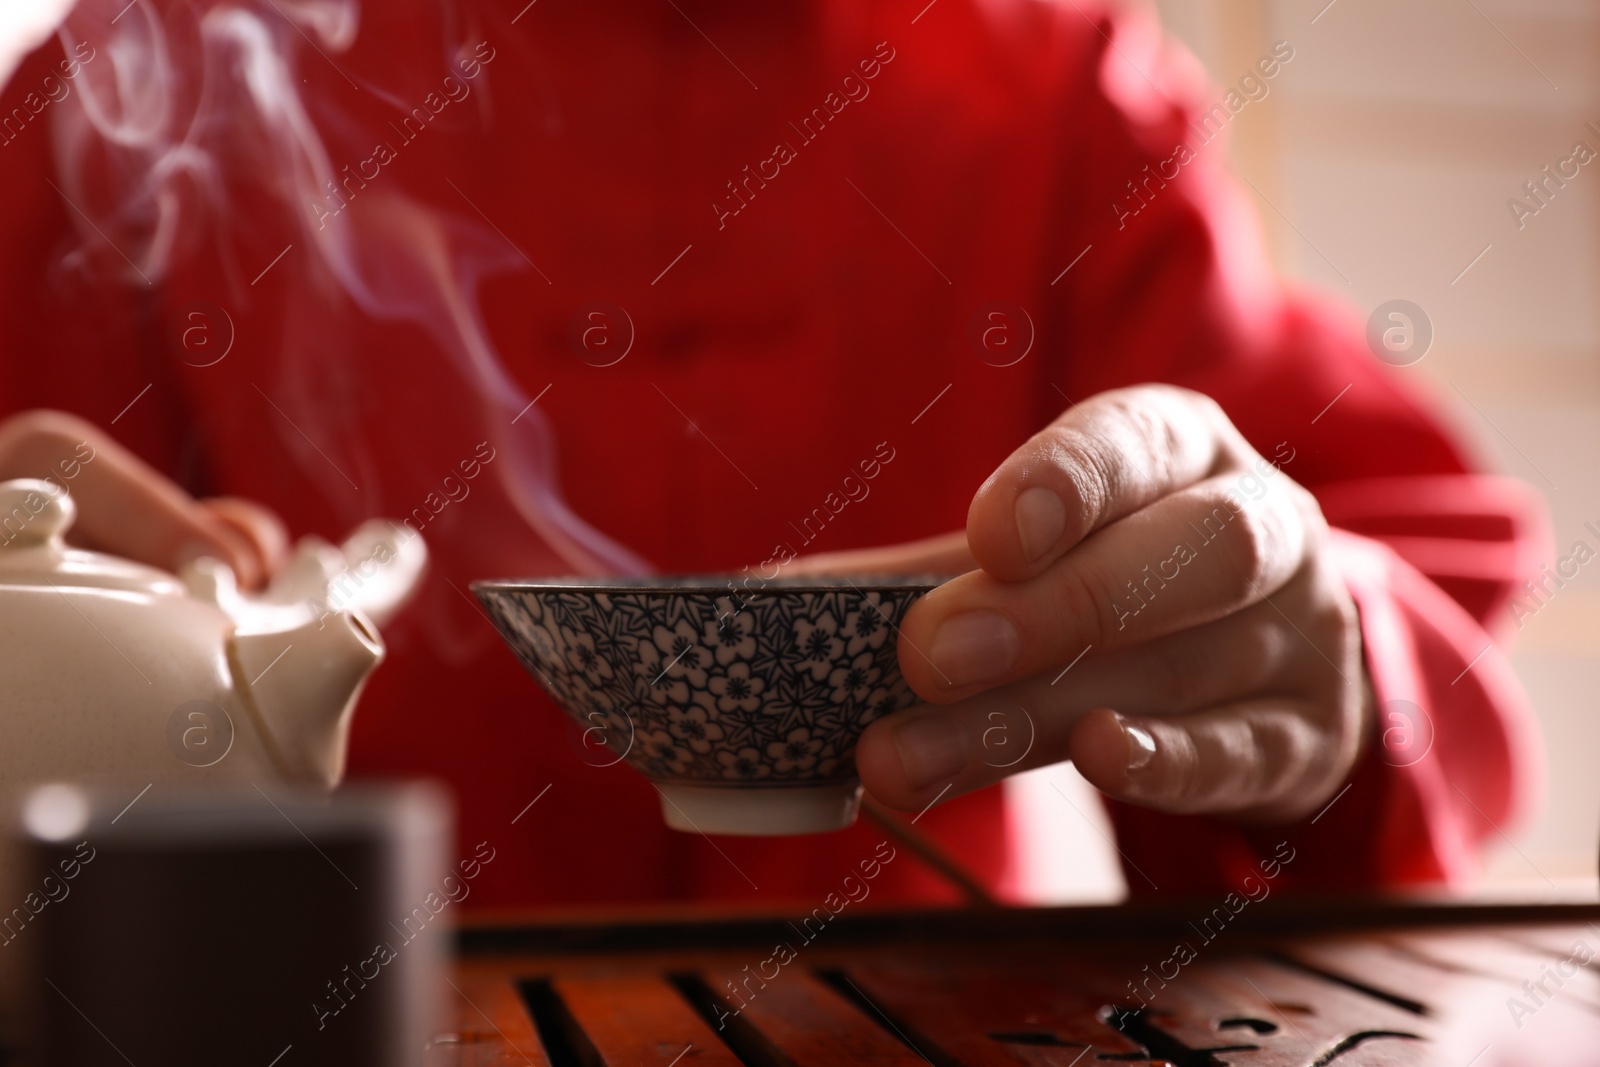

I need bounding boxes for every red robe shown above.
[0,0,1544,908]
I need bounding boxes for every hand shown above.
[0,410,287,588]
[788,385,1372,823]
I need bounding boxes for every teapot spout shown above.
[232,612,384,787]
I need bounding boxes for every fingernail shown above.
[1122,717,1157,771]
[893,714,970,789]
[929,611,1019,687]
[1015,486,1067,563]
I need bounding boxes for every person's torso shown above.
[0,0,1111,908]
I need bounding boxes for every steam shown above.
[48,0,647,613]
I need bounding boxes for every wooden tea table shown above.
[443,899,1600,1065]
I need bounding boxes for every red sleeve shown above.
[1044,9,1548,893]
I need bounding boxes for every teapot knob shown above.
[0,479,74,549]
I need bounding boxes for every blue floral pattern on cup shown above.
[473,579,939,787]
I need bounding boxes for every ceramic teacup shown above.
[472,575,944,835]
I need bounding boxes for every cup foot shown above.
[656,781,863,836]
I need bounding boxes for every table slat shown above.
[704,966,928,1066]
[1125,956,1428,1067]
[1381,930,1600,1014]
[1285,935,1600,1063]
[445,912,1600,1066]
[434,964,551,1067]
[846,960,1149,1065]
[555,975,743,1067]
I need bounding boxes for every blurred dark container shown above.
[0,782,449,1066]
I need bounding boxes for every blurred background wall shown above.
[1012,0,1600,901]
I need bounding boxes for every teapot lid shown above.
[0,480,186,595]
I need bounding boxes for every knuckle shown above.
[1035,424,1116,534]
[1329,591,1365,678]
[1205,496,1271,606]
[1043,563,1113,651]
[1163,725,1208,808]
[1141,645,1200,709]
[1203,716,1276,810]
[1253,716,1316,800]
[1219,704,1347,818]
[1154,382,1212,407]
[1154,384,1227,434]
[1287,481,1329,542]
[1297,554,1363,672]
[1117,395,1184,487]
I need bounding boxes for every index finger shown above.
[968,385,1249,582]
[0,411,270,588]
[898,471,1322,700]
[779,530,974,577]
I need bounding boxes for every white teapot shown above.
[0,478,425,787]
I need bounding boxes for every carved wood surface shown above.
[431,906,1600,1066]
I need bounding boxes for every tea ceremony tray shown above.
[440,898,1600,1065]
